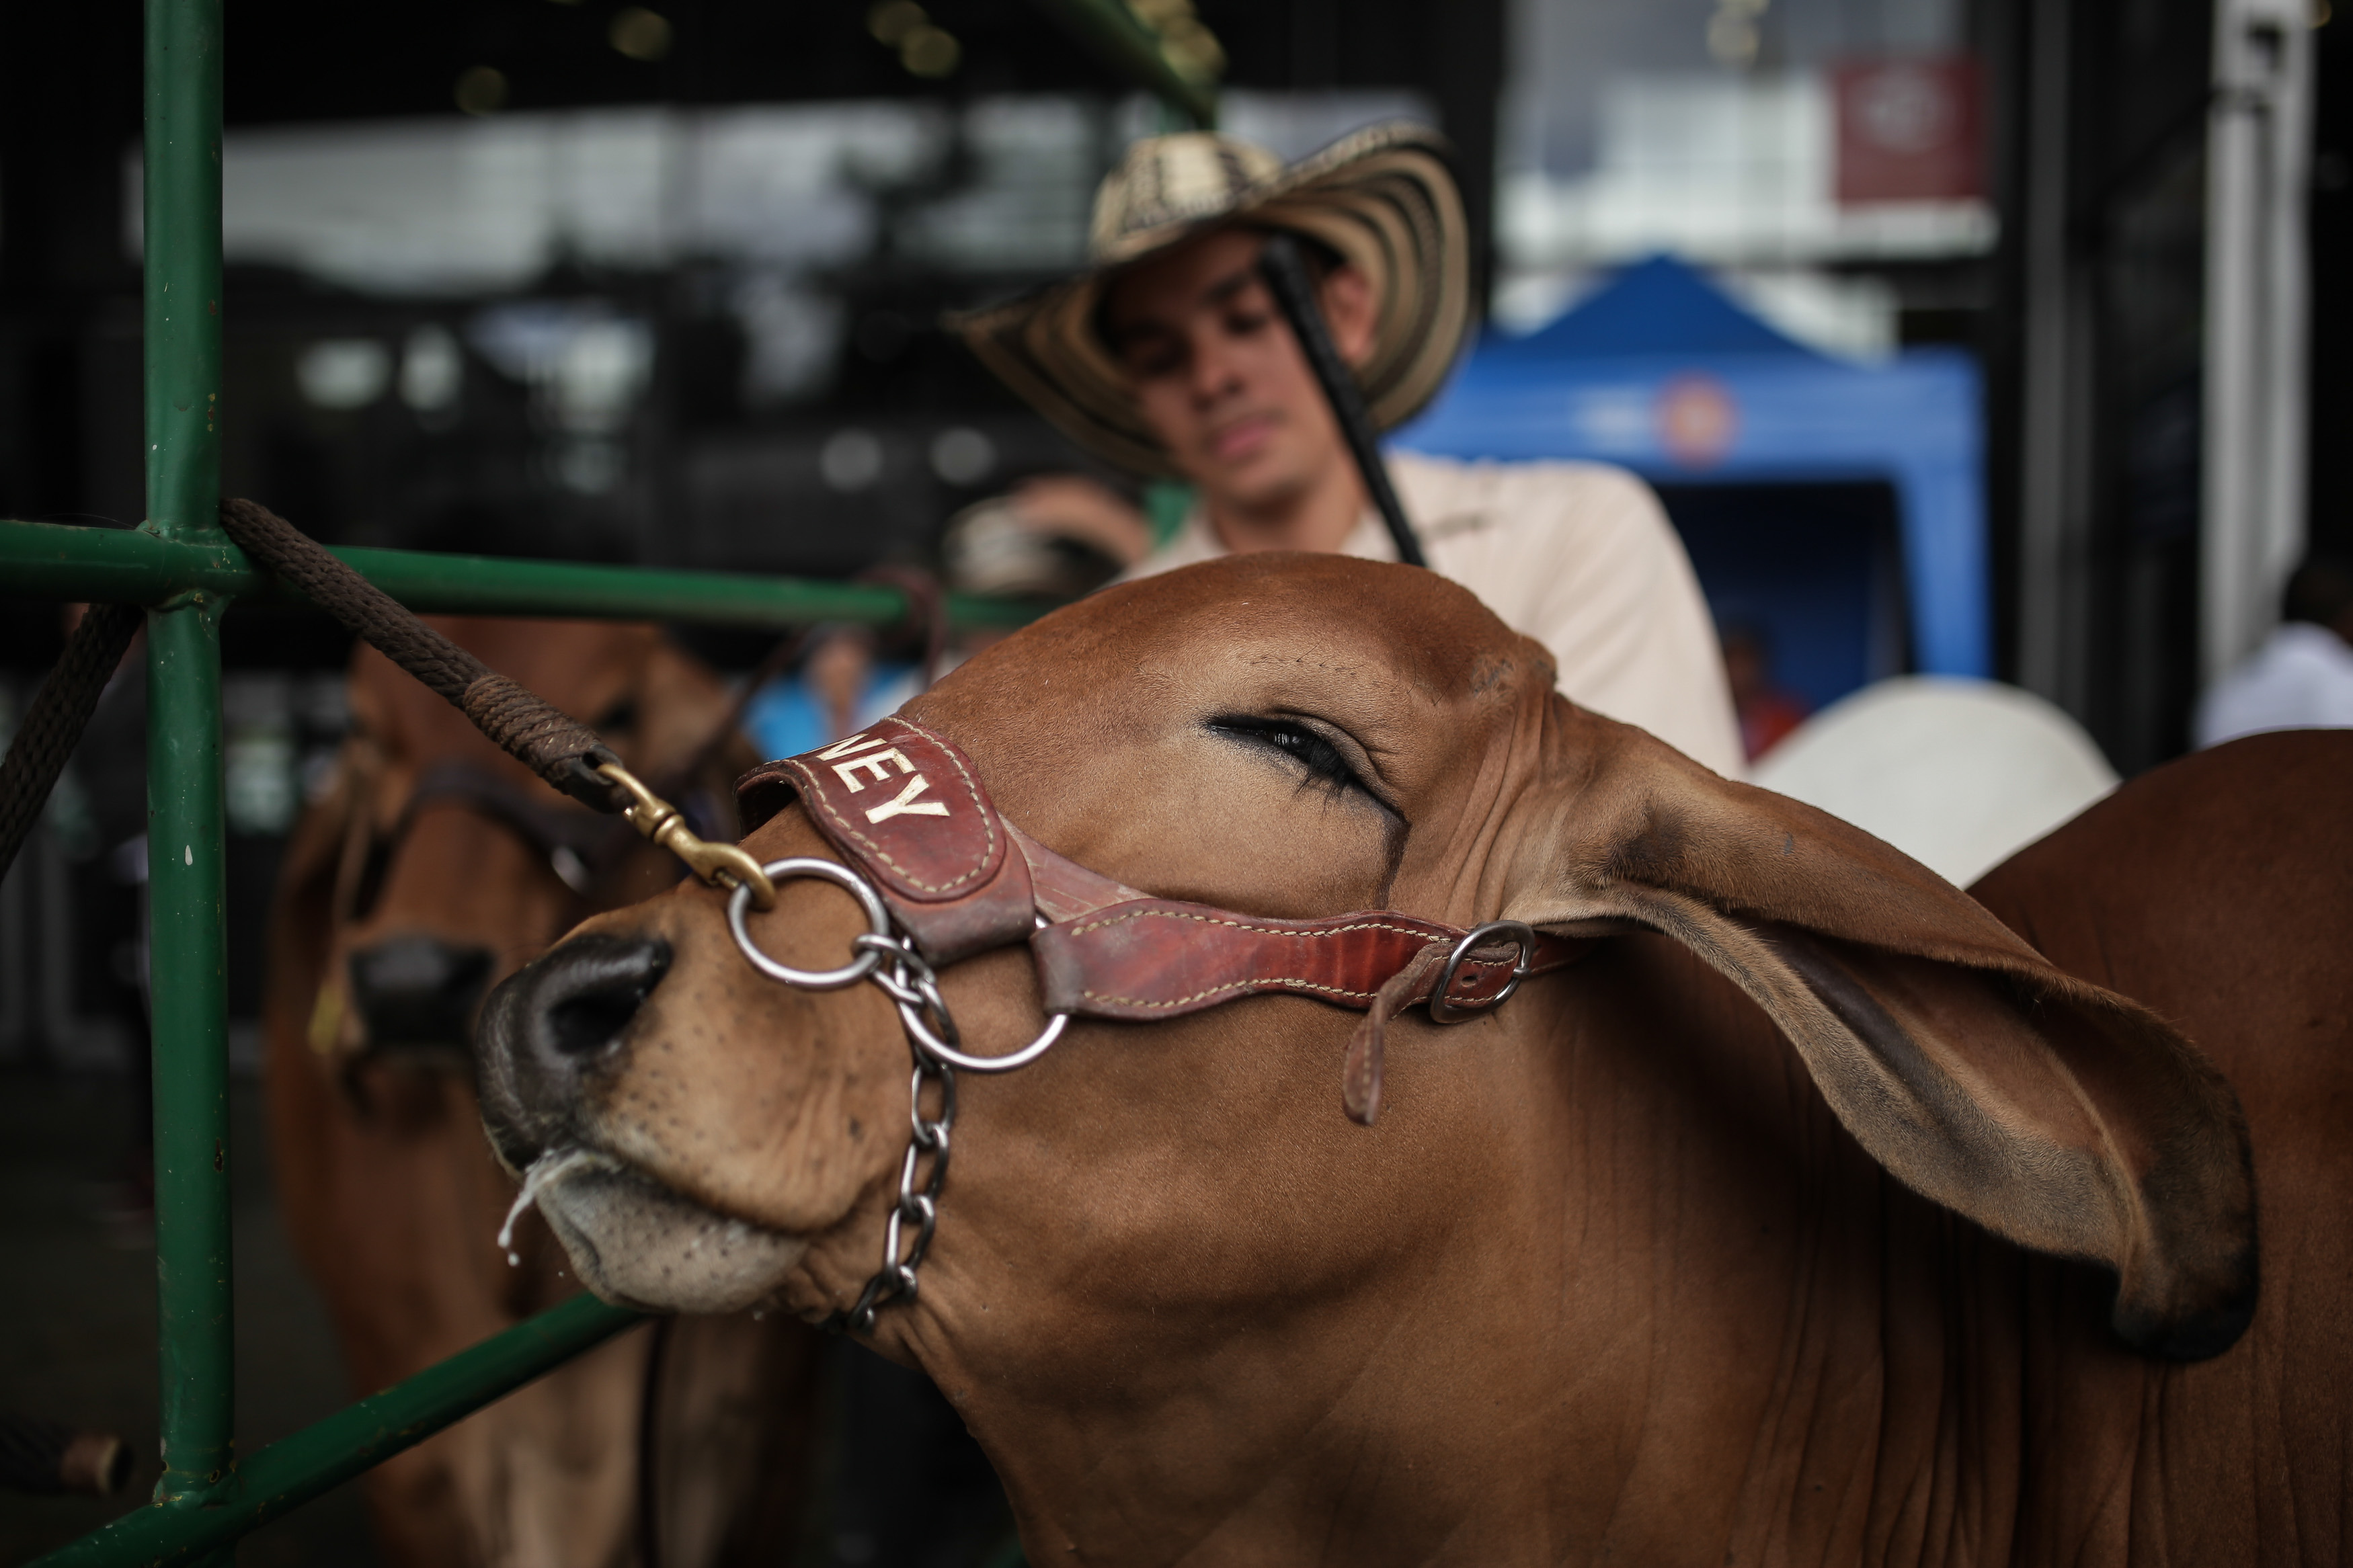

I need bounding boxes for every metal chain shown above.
[725,858,1072,1333]
[838,940,955,1335]
[837,932,959,1333]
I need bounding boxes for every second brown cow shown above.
[264,617,819,1567]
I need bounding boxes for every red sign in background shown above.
[1832,57,1983,205]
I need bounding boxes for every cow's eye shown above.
[1209,715,1367,796]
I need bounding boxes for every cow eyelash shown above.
[1209,716,1369,798]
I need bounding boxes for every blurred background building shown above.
[0,0,2341,1069]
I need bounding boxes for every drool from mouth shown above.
[501,1145,807,1315]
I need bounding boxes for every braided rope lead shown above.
[216,498,625,811]
[0,602,143,885]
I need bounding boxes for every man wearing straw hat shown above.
[953,122,1743,775]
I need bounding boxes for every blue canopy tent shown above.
[1397,255,1986,712]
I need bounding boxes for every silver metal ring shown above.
[1428,919,1538,1024]
[725,857,892,989]
[897,997,1071,1073]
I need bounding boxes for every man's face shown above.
[1101,226,1377,515]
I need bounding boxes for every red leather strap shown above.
[739,721,1587,1018]
[1031,901,1586,1021]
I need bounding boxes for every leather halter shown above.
[735,716,1588,1041]
[724,714,1591,1331]
[353,760,735,919]
[396,763,625,886]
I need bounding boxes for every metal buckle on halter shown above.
[1427,919,1540,1025]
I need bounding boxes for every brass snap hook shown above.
[596,761,778,910]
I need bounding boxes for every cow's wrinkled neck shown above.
[844,968,1628,1557]
[872,935,2030,1565]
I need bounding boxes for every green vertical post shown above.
[145,602,232,1505]
[143,0,233,1515]
[145,0,223,542]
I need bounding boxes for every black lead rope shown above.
[0,602,141,886]
[1257,233,1429,569]
[221,500,774,907]
[217,498,626,811]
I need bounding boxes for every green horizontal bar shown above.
[1025,0,1218,126]
[0,520,249,603]
[0,519,1047,632]
[321,545,1047,631]
[32,1295,644,1568]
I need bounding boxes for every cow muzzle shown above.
[502,1147,806,1314]
[477,932,809,1313]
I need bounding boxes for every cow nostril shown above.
[532,935,671,1063]
[547,987,648,1057]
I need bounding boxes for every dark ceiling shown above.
[214,0,1480,122]
[226,0,1118,123]
[1,0,1501,296]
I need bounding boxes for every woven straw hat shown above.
[949,120,1470,478]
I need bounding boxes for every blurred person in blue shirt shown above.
[741,474,1150,761]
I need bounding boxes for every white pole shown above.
[2203,0,2314,686]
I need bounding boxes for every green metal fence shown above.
[2,1,1210,1562]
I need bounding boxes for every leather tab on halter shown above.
[1007,821,1148,923]
[735,718,1036,964]
[1030,902,1586,1022]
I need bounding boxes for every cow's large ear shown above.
[1511,705,2256,1360]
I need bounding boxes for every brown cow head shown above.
[273,614,751,1317]
[309,619,742,1082]
[476,556,2256,1553]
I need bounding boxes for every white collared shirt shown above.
[1123,451,1744,776]
[2194,621,2353,748]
